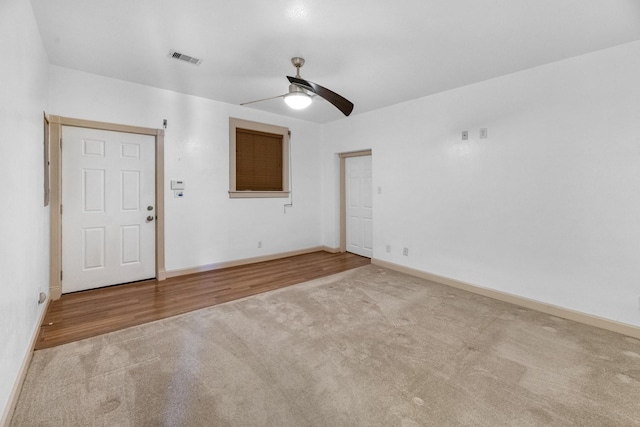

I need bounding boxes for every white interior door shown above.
[346,155,373,258]
[62,126,156,293]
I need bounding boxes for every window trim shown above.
[229,117,290,199]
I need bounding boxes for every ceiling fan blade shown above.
[240,94,285,106]
[287,76,354,116]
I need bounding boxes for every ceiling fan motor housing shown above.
[285,83,313,109]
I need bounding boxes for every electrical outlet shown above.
[257,241,262,249]
[480,128,488,139]
[386,245,391,253]
[461,131,468,141]
[403,247,409,256]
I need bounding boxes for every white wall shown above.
[322,41,640,327]
[0,0,50,422]
[48,66,324,273]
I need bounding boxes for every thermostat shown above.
[171,180,185,190]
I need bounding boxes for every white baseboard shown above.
[166,246,328,278]
[372,259,640,340]
[321,246,341,253]
[1,299,50,427]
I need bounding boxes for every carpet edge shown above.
[372,258,640,340]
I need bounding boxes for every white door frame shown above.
[47,115,166,299]
[338,149,372,252]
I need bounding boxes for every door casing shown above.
[47,115,166,299]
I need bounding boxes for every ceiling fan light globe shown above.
[284,92,312,110]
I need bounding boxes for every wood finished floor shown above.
[36,251,370,350]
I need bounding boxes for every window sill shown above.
[228,191,290,199]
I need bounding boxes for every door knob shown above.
[147,215,154,222]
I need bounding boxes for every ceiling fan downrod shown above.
[291,57,305,78]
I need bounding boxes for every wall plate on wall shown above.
[171,180,185,190]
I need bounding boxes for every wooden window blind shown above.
[235,128,283,191]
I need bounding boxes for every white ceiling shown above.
[30,0,640,123]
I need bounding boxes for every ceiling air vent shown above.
[168,50,202,65]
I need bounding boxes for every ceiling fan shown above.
[241,57,354,117]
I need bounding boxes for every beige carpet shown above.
[11,265,640,426]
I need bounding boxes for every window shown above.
[229,118,290,198]
[236,128,282,191]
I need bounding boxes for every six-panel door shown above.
[61,126,156,293]
[346,155,373,258]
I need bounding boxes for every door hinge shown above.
[60,204,63,215]
[60,138,62,149]
[60,271,63,281]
